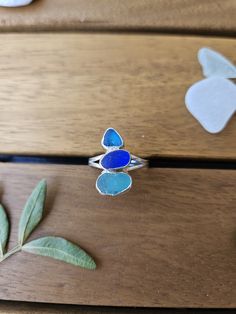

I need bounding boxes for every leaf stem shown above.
[0,244,21,262]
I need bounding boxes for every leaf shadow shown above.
[0,183,11,250]
[42,177,59,221]
[232,229,236,249]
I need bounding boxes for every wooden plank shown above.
[0,34,236,159]
[0,0,235,34]
[0,163,235,307]
[0,302,234,314]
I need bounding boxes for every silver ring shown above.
[89,128,148,196]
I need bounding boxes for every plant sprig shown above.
[0,180,96,270]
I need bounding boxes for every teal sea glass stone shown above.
[102,128,123,148]
[96,172,132,196]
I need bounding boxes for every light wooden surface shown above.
[0,34,236,159]
[0,163,235,308]
[0,4,236,311]
[0,0,235,34]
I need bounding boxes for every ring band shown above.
[89,128,148,196]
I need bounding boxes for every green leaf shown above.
[22,236,96,269]
[0,205,9,258]
[18,180,47,246]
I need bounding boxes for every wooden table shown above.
[0,1,235,313]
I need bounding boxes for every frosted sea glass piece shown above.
[185,77,236,133]
[198,47,236,78]
[0,0,33,6]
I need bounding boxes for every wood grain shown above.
[0,163,235,307]
[0,0,235,34]
[0,34,236,159]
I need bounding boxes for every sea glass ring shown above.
[89,128,148,196]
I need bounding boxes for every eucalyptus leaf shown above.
[0,205,9,258]
[18,180,47,246]
[22,236,96,269]
[198,47,236,78]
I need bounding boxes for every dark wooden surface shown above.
[0,163,235,308]
[0,0,235,34]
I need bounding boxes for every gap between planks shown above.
[1,154,236,170]
[0,301,235,314]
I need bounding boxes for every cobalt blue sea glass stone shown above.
[102,128,123,148]
[101,149,131,170]
[96,172,132,196]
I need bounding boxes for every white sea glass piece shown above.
[0,0,33,7]
[198,47,236,78]
[185,77,236,133]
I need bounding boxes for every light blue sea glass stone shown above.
[96,172,132,196]
[102,128,123,149]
